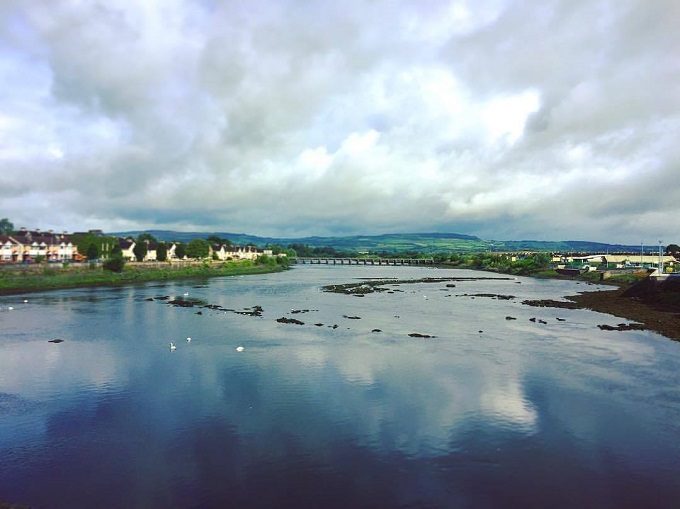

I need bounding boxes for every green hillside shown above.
[112,230,645,255]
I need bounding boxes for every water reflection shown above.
[1,267,680,508]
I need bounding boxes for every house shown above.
[166,243,179,260]
[0,236,21,262]
[210,244,226,260]
[217,245,264,260]
[10,229,78,261]
[144,241,158,262]
[118,238,136,261]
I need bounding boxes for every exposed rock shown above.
[538,319,548,324]
[456,293,515,300]
[48,338,64,343]
[168,299,195,307]
[314,323,324,327]
[408,333,436,338]
[343,315,361,320]
[530,318,537,322]
[372,329,382,333]
[522,299,580,309]
[234,305,263,317]
[276,317,304,325]
[144,297,154,301]
[195,311,203,315]
[556,317,565,321]
[323,276,514,295]
[598,323,648,331]
[505,316,517,320]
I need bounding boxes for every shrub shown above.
[103,256,126,273]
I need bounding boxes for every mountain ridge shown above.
[110,230,648,254]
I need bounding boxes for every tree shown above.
[133,242,148,262]
[137,233,157,243]
[186,239,210,259]
[666,244,680,258]
[111,243,122,256]
[86,243,99,260]
[72,233,116,258]
[175,243,186,259]
[207,235,232,247]
[157,242,168,262]
[0,218,13,234]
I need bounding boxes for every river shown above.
[1,266,679,508]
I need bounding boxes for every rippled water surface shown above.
[1,266,680,508]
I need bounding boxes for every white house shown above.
[210,244,271,261]
[118,238,136,261]
[0,236,21,262]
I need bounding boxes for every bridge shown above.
[291,257,435,266]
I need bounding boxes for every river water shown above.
[1,266,679,508]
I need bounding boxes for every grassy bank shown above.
[0,260,288,295]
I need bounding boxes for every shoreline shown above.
[0,261,288,296]
[433,264,679,342]
[564,286,680,341]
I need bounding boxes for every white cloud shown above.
[0,0,678,243]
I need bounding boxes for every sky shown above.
[0,0,678,243]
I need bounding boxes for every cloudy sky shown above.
[0,0,678,242]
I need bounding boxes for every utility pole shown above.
[658,240,663,275]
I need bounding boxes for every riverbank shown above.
[518,272,680,341]
[0,260,288,295]
[437,261,679,341]
[563,286,680,341]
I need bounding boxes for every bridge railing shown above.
[290,257,434,265]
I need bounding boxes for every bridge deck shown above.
[291,257,434,265]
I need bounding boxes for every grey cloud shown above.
[0,0,678,242]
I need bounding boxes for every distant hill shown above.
[111,230,646,254]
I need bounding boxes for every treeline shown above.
[438,252,552,275]
[283,244,356,258]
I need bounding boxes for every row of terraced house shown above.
[1,229,274,264]
[0,229,79,263]
[116,238,272,262]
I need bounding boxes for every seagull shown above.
[183,292,189,297]
[186,337,192,343]
[23,299,28,303]
[236,346,245,352]
[170,342,177,351]
[7,306,13,311]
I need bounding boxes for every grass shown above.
[0,260,287,295]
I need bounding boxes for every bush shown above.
[186,239,210,259]
[103,256,126,273]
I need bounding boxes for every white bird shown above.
[186,337,192,343]
[23,299,28,303]
[236,346,245,352]
[183,292,189,297]
[7,306,14,311]
[170,342,177,351]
